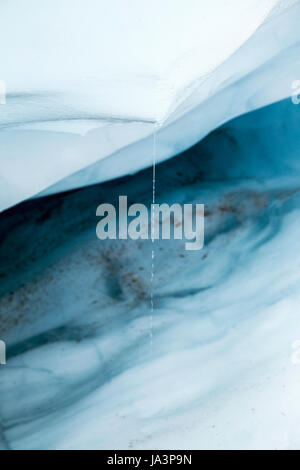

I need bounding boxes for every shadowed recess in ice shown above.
[1,98,300,449]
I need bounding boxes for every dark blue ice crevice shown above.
[1,98,300,449]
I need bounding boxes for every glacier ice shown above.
[1,0,300,452]
[1,0,299,210]
[1,98,300,449]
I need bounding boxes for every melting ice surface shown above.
[1,98,300,449]
[1,0,300,451]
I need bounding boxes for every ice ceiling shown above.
[0,0,300,210]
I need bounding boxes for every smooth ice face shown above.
[1,0,299,210]
[1,99,300,449]
[0,0,277,124]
